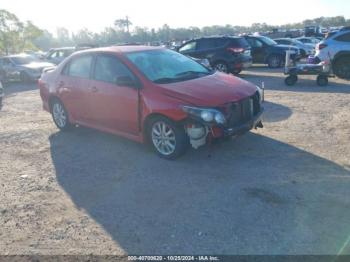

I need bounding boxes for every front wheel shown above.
[147,116,189,159]
[51,99,72,131]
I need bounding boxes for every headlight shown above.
[183,106,226,125]
[200,111,214,122]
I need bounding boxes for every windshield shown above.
[11,56,37,65]
[126,49,211,84]
[259,36,277,46]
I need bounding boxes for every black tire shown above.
[50,98,72,131]
[333,56,350,80]
[285,75,298,86]
[146,116,189,159]
[20,71,32,83]
[300,49,307,58]
[232,69,242,75]
[317,75,328,86]
[267,55,283,68]
[213,61,229,73]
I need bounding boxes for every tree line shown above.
[1,9,349,54]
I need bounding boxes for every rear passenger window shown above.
[198,39,217,50]
[246,38,263,48]
[335,33,350,42]
[68,55,93,78]
[179,41,197,52]
[93,55,135,84]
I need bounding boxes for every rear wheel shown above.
[333,56,350,79]
[232,69,242,75]
[268,55,283,68]
[213,61,229,73]
[147,116,189,159]
[317,75,328,86]
[285,75,298,86]
[51,99,72,131]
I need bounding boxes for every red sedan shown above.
[39,46,264,159]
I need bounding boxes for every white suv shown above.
[315,27,350,79]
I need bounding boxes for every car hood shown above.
[21,62,55,70]
[156,72,257,107]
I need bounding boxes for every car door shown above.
[58,54,94,124]
[246,38,265,63]
[334,32,350,55]
[88,54,139,135]
[196,38,222,61]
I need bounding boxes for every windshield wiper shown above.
[153,77,180,84]
[175,71,210,77]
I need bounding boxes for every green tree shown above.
[0,9,23,54]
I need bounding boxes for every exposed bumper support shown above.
[223,108,264,137]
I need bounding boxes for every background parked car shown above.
[274,38,315,57]
[45,45,98,65]
[243,35,301,68]
[315,27,350,79]
[296,37,321,45]
[177,36,252,74]
[0,54,55,82]
[304,26,325,38]
[45,47,76,65]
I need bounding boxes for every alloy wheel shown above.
[52,102,67,128]
[151,121,176,156]
[215,63,228,73]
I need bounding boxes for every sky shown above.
[1,0,350,34]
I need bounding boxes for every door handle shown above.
[90,86,98,92]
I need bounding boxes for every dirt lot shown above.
[0,67,350,255]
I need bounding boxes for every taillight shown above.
[227,47,244,53]
[317,43,327,50]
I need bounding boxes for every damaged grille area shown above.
[226,92,261,128]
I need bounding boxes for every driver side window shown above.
[93,55,136,85]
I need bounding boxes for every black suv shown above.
[244,35,301,68]
[177,36,252,74]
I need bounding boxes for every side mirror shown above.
[116,76,137,88]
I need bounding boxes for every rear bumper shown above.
[223,109,264,137]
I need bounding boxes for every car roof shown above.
[2,54,32,59]
[74,45,163,55]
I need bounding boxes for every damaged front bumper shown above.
[185,108,264,149]
[222,109,264,137]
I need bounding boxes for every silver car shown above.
[0,54,55,82]
[315,28,350,79]
[274,38,315,57]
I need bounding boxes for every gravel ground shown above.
[0,67,350,255]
